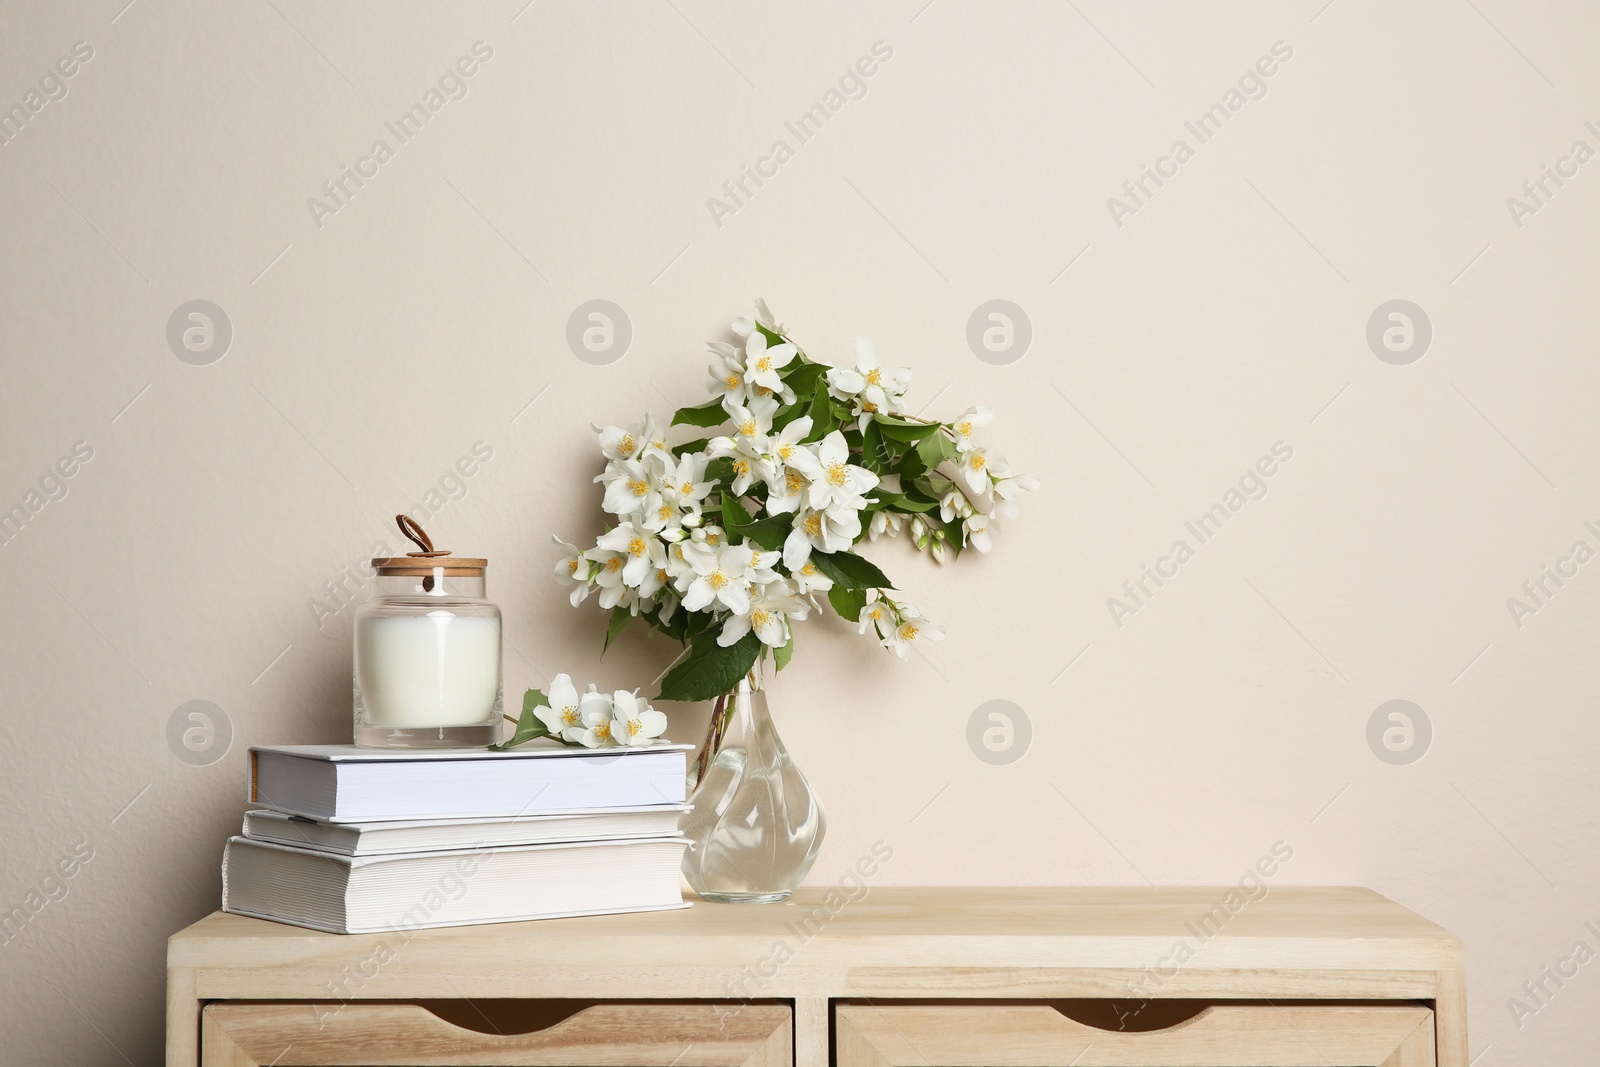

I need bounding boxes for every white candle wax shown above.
[357,612,500,727]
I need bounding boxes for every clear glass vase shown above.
[679,670,826,903]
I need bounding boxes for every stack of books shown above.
[221,743,694,933]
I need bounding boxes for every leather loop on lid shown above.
[397,514,450,557]
[372,516,486,577]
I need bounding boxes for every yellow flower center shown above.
[861,400,878,413]
[804,514,822,536]
[604,557,623,573]
[739,419,757,437]
[869,607,883,620]
[561,707,581,727]
[778,443,795,461]
[619,434,636,457]
[707,571,728,590]
[593,721,611,740]
[865,369,882,385]
[732,459,750,476]
[681,482,694,494]
[899,623,919,641]
[751,608,773,631]
[725,374,741,390]
[629,478,649,496]
[627,537,647,558]
[957,421,972,438]
[756,386,773,397]
[802,562,818,576]
[566,559,580,575]
[656,569,668,583]
[756,356,772,372]
[826,461,848,487]
[706,531,722,545]
[785,469,806,494]
[658,505,673,520]
[625,718,643,737]
[970,455,987,471]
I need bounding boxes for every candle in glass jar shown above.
[356,612,501,728]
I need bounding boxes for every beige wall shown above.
[3,0,1597,1062]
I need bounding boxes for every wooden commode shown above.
[167,886,1467,1066]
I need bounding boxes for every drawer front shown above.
[836,1004,1434,1067]
[202,1001,791,1066]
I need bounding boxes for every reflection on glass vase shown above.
[679,669,826,903]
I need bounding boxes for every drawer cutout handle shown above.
[1049,999,1211,1034]
[417,999,594,1035]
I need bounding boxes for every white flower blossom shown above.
[609,689,669,747]
[790,558,834,595]
[679,541,757,614]
[584,544,631,609]
[867,511,902,542]
[731,298,782,339]
[784,505,862,570]
[536,674,585,739]
[950,406,992,453]
[552,537,592,606]
[573,685,619,747]
[743,331,798,395]
[706,342,751,407]
[597,457,663,520]
[806,430,879,514]
[826,337,910,424]
[883,602,944,660]
[718,585,808,648]
[595,521,667,588]
[595,413,668,469]
[958,444,1004,496]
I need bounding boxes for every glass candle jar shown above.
[353,549,502,748]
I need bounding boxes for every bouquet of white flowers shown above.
[541,301,1037,708]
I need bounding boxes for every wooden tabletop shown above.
[170,886,1461,977]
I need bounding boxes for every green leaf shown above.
[779,360,826,396]
[874,415,940,444]
[489,689,553,750]
[673,397,730,428]
[827,585,868,623]
[737,515,790,552]
[898,442,929,482]
[757,324,785,346]
[658,630,763,703]
[721,491,754,531]
[802,387,837,442]
[810,549,893,590]
[650,603,689,642]
[871,491,939,514]
[672,436,714,457]
[916,430,958,471]
[603,606,633,653]
[774,632,795,672]
[860,421,892,475]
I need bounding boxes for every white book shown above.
[242,806,690,856]
[221,835,691,934]
[248,743,690,822]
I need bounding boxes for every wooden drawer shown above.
[836,1003,1435,1066]
[202,1001,791,1066]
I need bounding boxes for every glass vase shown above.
[679,670,826,903]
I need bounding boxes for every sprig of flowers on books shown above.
[549,300,1037,706]
[492,674,669,750]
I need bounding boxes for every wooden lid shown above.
[370,558,487,577]
[373,516,486,576]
